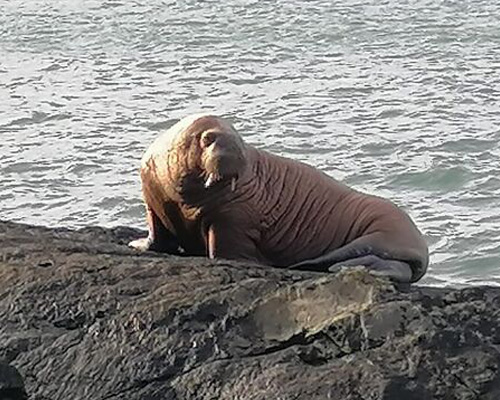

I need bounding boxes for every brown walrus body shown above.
[130,114,429,283]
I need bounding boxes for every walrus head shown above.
[167,114,248,195]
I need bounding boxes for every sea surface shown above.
[1,0,499,287]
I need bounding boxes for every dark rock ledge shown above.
[0,220,499,400]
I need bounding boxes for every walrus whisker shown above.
[231,177,236,191]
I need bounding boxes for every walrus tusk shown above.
[231,177,236,191]
[208,225,216,259]
[205,173,216,188]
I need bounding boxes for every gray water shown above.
[1,0,499,287]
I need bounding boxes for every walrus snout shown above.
[202,154,243,190]
[200,131,247,189]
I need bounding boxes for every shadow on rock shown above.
[0,363,27,400]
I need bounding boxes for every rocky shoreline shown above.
[1,220,499,399]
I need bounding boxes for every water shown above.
[1,0,499,287]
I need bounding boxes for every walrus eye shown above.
[201,132,217,148]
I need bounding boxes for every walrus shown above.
[129,114,429,283]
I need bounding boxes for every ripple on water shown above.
[388,167,473,192]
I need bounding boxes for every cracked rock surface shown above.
[1,220,500,400]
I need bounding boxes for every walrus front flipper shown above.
[129,207,183,255]
[327,255,412,283]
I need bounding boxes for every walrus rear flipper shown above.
[288,234,426,283]
[289,236,379,272]
[326,255,412,283]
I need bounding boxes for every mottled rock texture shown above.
[1,220,499,400]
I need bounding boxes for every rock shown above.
[0,220,500,399]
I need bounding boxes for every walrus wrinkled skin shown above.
[129,114,429,283]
